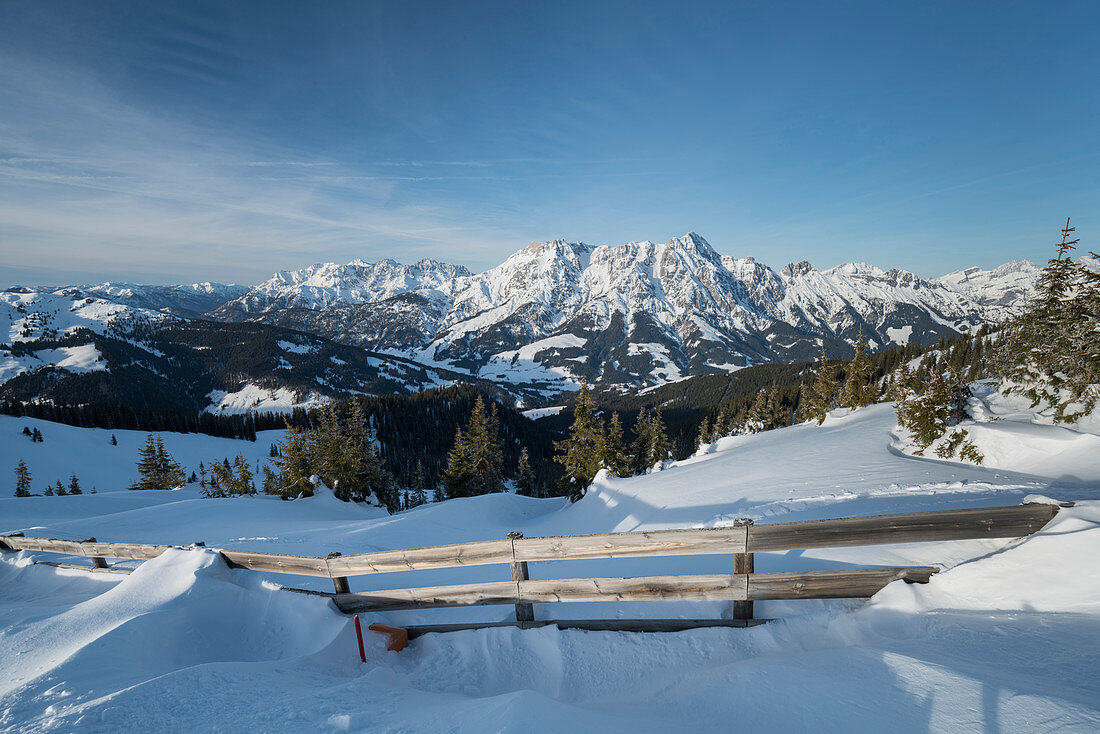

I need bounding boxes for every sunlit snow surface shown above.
[1,401,1099,732]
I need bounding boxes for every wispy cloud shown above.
[0,49,524,285]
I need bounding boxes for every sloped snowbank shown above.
[2,401,1100,731]
[2,504,1097,732]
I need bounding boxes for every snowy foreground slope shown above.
[2,404,1099,732]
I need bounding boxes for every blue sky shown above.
[1,1,1098,286]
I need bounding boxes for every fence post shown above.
[82,537,109,569]
[507,532,535,624]
[733,519,754,622]
[327,552,350,594]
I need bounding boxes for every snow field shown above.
[1,398,1099,731]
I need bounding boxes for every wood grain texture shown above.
[518,575,749,604]
[219,549,331,577]
[513,525,748,562]
[325,539,514,576]
[332,580,519,613]
[747,566,939,600]
[747,504,1058,552]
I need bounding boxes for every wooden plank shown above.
[518,575,749,604]
[219,549,331,577]
[747,505,1058,552]
[510,560,535,622]
[81,542,174,560]
[733,551,754,621]
[332,580,519,613]
[325,539,514,576]
[2,536,86,555]
[403,618,770,638]
[513,525,748,562]
[325,566,937,613]
[34,560,132,575]
[747,566,939,600]
[330,575,748,613]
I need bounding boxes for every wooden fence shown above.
[0,502,1064,636]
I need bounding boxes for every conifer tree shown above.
[32,428,42,443]
[463,396,504,495]
[232,454,255,495]
[515,447,539,497]
[110,434,118,446]
[841,329,875,410]
[261,464,280,495]
[358,423,398,511]
[629,408,650,475]
[130,434,185,490]
[554,380,604,500]
[273,424,314,497]
[443,428,473,498]
[68,472,82,495]
[130,435,160,490]
[649,409,673,467]
[408,460,429,507]
[997,218,1100,420]
[54,479,66,496]
[743,390,769,434]
[696,416,712,451]
[155,436,186,489]
[800,345,837,425]
[44,484,54,496]
[14,459,31,497]
[598,412,630,477]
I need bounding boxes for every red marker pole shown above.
[353,614,367,663]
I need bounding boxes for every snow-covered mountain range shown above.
[212,233,1039,390]
[3,233,1040,401]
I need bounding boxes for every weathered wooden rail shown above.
[0,502,1064,636]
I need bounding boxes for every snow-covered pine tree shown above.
[554,379,604,500]
[68,472,82,495]
[54,480,66,496]
[14,459,31,497]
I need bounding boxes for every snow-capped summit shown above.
[936,260,1041,317]
[180,233,1042,391]
[210,257,472,318]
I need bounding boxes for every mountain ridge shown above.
[206,232,1039,390]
